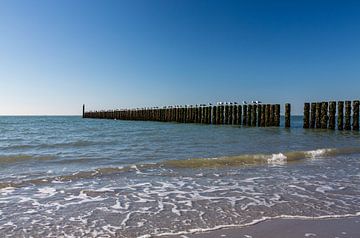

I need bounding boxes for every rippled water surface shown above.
[0,116,360,237]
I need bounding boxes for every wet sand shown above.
[166,216,360,238]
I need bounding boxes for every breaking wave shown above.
[163,147,360,168]
[1,147,360,189]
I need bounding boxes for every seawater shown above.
[0,116,360,237]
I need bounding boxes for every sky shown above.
[0,0,360,115]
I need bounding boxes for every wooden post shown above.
[229,105,234,124]
[303,103,310,128]
[202,107,208,124]
[195,106,201,123]
[233,105,238,125]
[242,105,247,125]
[274,104,280,127]
[247,105,252,126]
[268,105,273,126]
[216,106,220,124]
[315,103,322,128]
[206,106,211,124]
[82,104,85,118]
[211,106,216,124]
[200,106,204,123]
[353,100,359,131]
[310,103,316,128]
[252,104,257,127]
[321,102,328,129]
[285,103,291,128]
[338,101,344,130]
[260,105,265,127]
[257,104,262,127]
[345,101,351,130]
[224,105,229,124]
[328,101,336,130]
[219,106,225,124]
[204,106,207,124]
[270,104,275,126]
[265,104,270,126]
[238,105,242,125]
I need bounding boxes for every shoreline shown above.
[159,215,360,238]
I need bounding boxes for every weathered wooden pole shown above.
[270,104,275,126]
[252,104,257,127]
[321,102,328,129]
[353,100,359,131]
[233,105,238,125]
[212,106,217,124]
[193,106,198,123]
[82,104,85,118]
[274,104,280,127]
[345,101,351,130]
[257,104,262,127]
[264,104,270,127]
[215,106,220,124]
[310,103,316,128]
[203,106,208,124]
[260,105,265,127]
[268,105,273,126]
[229,105,234,124]
[328,101,336,130]
[172,108,176,122]
[242,105,247,125]
[224,105,229,124]
[315,103,322,128]
[338,101,344,130]
[206,106,211,124]
[200,106,204,123]
[238,105,242,125]
[204,106,208,124]
[219,106,225,124]
[194,107,198,123]
[176,108,180,123]
[285,103,291,128]
[247,105,252,126]
[303,103,310,128]
[188,106,192,123]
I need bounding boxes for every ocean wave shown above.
[1,147,359,189]
[163,147,360,168]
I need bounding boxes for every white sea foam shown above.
[36,187,57,198]
[154,212,360,237]
[267,153,287,165]
[315,185,334,193]
[0,186,15,196]
[305,148,333,159]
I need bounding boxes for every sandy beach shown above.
[166,216,360,238]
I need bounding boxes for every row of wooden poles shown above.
[83,103,291,127]
[303,100,359,130]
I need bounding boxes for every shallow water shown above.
[0,116,360,237]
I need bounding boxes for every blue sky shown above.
[1,0,359,115]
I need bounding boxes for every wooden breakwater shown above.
[83,103,287,127]
[303,100,359,131]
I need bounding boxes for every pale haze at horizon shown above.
[1,1,360,115]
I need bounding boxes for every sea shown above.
[0,116,359,237]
